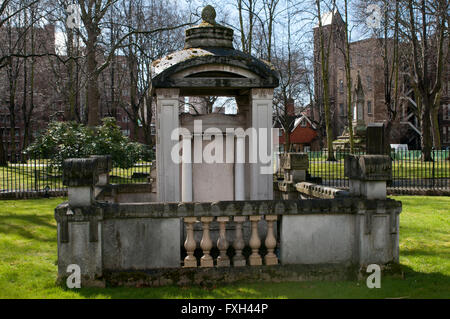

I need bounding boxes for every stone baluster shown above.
[216,217,230,267]
[183,217,198,268]
[200,217,214,267]
[264,215,278,265]
[233,216,246,267]
[249,215,262,266]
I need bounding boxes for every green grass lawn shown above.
[0,196,449,299]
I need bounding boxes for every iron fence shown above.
[0,152,153,194]
[307,150,450,189]
[1,150,449,196]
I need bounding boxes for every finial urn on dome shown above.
[184,5,234,49]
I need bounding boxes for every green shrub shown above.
[25,118,154,169]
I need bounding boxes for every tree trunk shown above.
[430,105,441,150]
[316,0,336,161]
[87,30,100,126]
[420,98,433,161]
[0,130,6,166]
[284,130,290,153]
[344,0,354,153]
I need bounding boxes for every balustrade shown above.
[182,214,278,268]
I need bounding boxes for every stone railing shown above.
[296,182,349,199]
[182,214,278,268]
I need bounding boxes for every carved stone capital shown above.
[280,152,309,170]
[63,158,99,187]
[90,155,112,175]
[251,88,274,100]
[156,88,180,99]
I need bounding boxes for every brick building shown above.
[313,10,450,150]
[278,113,319,152]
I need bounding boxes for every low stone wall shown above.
[55,198,401,286]
[387,187,450,196]
[0,190,67,200]
[323,186,450,197]
[295,182,349,199]
[97,183,157,203]
[103,264,359,287]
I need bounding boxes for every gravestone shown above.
[366,123,387,155]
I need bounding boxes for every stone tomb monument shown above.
[54,6,402,287]
[151,5,279,203]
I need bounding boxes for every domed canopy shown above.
[151,6,279,96]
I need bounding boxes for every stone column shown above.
[156,88,180,202]
[234,132,245,200]
[181,133,193,202]
[63,158,100,206]
[345,155,392,199]
[250,88,274,200]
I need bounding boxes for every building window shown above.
[367,76,372,91]
[367,101,372,115]
[122,129,130,137]
[300,119,307,127]
[443,104,450,121]
[339,103,344,116]
[444,126,450,143]
[339,80,344,93]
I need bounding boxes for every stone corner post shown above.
[345,154,392,199]
[89,155,112,186]
[277,152,308,200]
[62,157,101,206]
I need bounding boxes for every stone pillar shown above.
[277,153,308,200]
[250,88,274,200]
[63,158,100,206]
[181,133,193,202]
[345,155,392,199]
[234,133,245,200]
[156,88,180,202]
[89,155,112,186]
[90,155,112,198]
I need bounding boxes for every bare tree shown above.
[272,1,309,152]
[404,0,448,160]
[315,0,336,160]
[342,0,354,153]
[0,0,40,164]
[115,0,185,143]
[353,0,402,153]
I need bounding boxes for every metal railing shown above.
[307,150,450,189]
[1,150,449,196]
[0,152,153,194]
